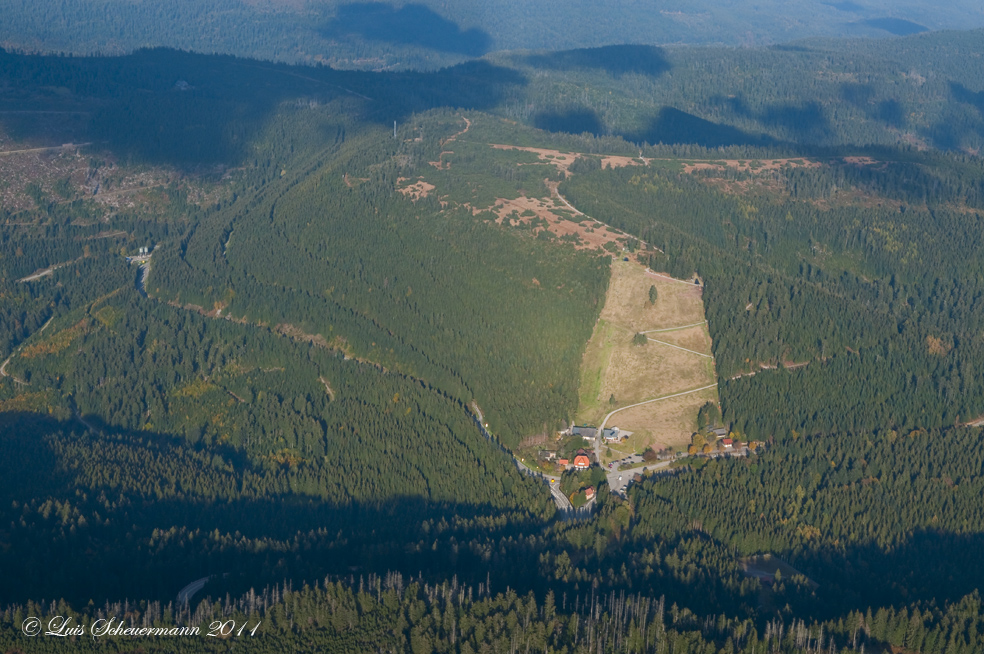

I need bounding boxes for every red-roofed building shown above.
[722,438,733,449]
[559,458,569,466]
[585,487,595,500]
[573,454,591,470]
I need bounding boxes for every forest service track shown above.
[550,182,586,217]
[550,181,661,255]
[645,269,699,285]
[646,337,714,358]
[0,142,92,156]
[429,116,471,169]
[17,258,80,282]
[642,321,707,334]
[729,360,812,380]
[0,316,53,385]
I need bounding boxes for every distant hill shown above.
[0,0,982,69]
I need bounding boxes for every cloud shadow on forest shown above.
[709,93,839,144]
[0,411,549,606]
[950,81,984,115]
[6,411,984,627]
[0,48,526,169]
[533,108,604,136]
[521,45,671,79]
[319,3,492,57]
[859,17,929,36]
[922,81,984,150]
[629,107,776,148]
[529,103,775,149]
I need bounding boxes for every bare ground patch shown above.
[680,158,822,174]
[490,194,627,253]
[397,177,436,201]
[344,173,369,187]
[600,155,645,169]
[0,142,225,217]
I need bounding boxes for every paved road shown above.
[606,459,674,493]
[137,262,151,296]
[177,576,212,606]
[0,355,27,385]
[505,443,580,513]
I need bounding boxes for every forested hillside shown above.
[561,148,984,439]
[147,113,608,443]
[4,31,984,654]
[2,0,982,70]
[6,574,984,653]
[494,30,984,152]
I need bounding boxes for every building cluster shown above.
[555,449,593,470]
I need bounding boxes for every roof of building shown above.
[573,455,591,468]
[585,486,595,497]
[572,426,597,438]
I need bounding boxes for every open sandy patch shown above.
[397,177,436,201]
[491,194,629,253]
[600,155,645,169]
[680,158,821,174]
[490,144,580,174]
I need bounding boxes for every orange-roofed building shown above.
[573,454,591,470]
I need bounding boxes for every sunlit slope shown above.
[150,113,609,446]
[577,260,717,454]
